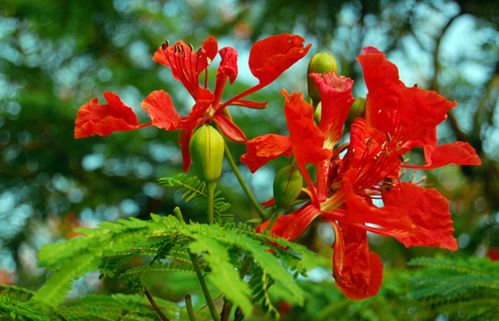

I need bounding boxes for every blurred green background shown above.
[0,0,498,319]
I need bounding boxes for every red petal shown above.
[343,179,458,251]
[249,34,311,86]
[141,90,180,130]
[201,35,218,69]
[329,222,383,300]
[404,141,481,169]
[282,90,331,165]
[310,72,355,145]
[75,91,147,139]
[258,204,321,241]
[361,46,383,54]
[357,51,457,148]
[240,134,291,173]
[213,114,247,143]
[153,45,169,66]
[381,183,458,250]
[217,47,238,84]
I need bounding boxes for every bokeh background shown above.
[0,0,498,319]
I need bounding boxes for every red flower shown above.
[75,34,311,170]
[357,47,481,165]
[249,48,481,300]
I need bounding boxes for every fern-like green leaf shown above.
[189,236,253,316]
[34,212,321,313]
[408,256,499,320]
[0,294,50,321]
[249,265,280,320]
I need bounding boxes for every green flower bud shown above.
[189,125,225,182]
[307,52,338,105]
[273,164,303,209]
[346,97,366,127]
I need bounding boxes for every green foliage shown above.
[159,173,233,224]
[249,265,280,320]
[32,212,321,318]
[0,286,49,321]
[408,256,499,320]
[57,294,182,321]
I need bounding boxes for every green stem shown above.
[174,207,221,321]
[207,181,216,224]
[185,295,197,321]
[224,142,269,220]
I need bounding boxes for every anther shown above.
[161,40,169,50]
[188,43,193,51]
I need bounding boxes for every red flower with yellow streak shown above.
[244,47,481,299]
[74,34,311,170]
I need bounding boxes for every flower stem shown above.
[224,142,269,220]
[185,295,197,321]
[144,286,170,321]
[207,182,216,224]
[173,207,221,321]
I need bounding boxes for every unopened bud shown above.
[189,125,225,182]
[273,165,303,209]
[346,97,366,127]
[307,52,338,105]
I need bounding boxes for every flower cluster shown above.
[242,46,481,299]
[75,35,481,300]
[75,34,310,170]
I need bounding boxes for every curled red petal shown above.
[141,90,181,130]
[329,222,383,300]
[201,35,218,69]
[403,141,481,169]
[310,72,355,145]
[249,34,311,87]
[258,204,321,241]
[213,114,247,143]
[217,47,238,84]
[240,134,291,173]
[282,90,331,165]
[75,91,147,139]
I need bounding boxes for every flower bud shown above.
[346,97,366,127]
[189,125,225,182]
[307,52,338,105]
[273,164,303,209]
